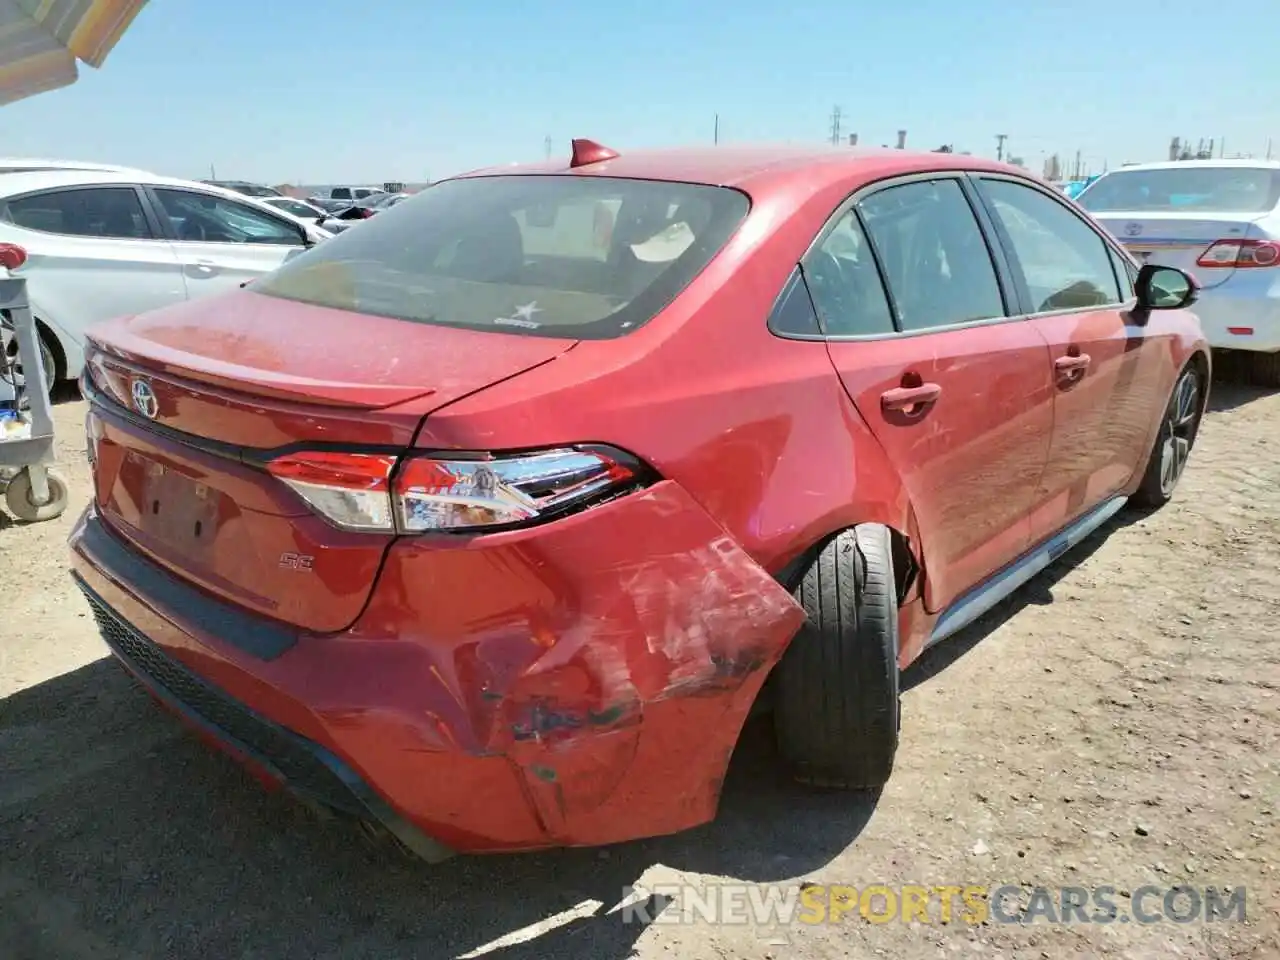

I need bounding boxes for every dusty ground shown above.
[0,377,1276,960]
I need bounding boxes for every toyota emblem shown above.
[1124,222,1143,237]
[130,379,159,419]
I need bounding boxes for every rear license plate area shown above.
[128,451,222,556]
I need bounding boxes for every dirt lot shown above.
[1,378,1277,960]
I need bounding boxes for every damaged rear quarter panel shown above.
[315,479,806,847]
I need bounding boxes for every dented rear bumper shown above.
[68,481,806,853]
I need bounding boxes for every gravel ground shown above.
[0,376,1277,960]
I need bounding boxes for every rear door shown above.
[0,184,185,345]
[813,174,1055,613]
[973,174,1169,542]
[146,186,309,296]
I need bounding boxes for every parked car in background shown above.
[0,170,331,394]
[366,191,410,211]
[1078,160,1280,384]
[305,196,351,213]
[70,141,1208,858]
[202,180,283,199]
[326,185,382,204]
[261,195,359,233]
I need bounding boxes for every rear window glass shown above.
[254,175,750,339]
[1078,167,1280,214]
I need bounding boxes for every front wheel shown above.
[773,524,900,789]
[1132,362,1204,508]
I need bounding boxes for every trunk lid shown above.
[85,290,576,633]
[1089,211,1269,290]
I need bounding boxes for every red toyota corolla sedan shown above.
[69,140,1209,859]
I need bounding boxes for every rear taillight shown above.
[266,451,399,532]
[1196,239,1280,268]
[266,446,647,534]
[0,243,27,270]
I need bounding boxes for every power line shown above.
[829,106,842,146]
[995,134,1008,162]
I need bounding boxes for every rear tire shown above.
[773,524,900,789]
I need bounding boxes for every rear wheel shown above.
[773,524,900,789]
[1132,362,1204,508]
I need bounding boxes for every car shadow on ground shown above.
[902,502,1148,692]
[0,657,877,959]
[50,381,82,405]
[1206,375,1275,413]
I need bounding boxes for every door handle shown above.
[1054,353,1091,384]
[1055,353,1091,373]
[881,382,942,413]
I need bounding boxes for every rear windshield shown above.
[1078,167,1280,214]
[253,175,750,339]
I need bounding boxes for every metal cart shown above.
[0,276,68,522]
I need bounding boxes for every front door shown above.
[147,187,308,298]
[2,185,186,348]
[809,176,1055,614]
[970,175,1168,542]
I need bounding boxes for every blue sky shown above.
[3,0,1276,185]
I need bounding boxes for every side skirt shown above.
[926,495,1128,649]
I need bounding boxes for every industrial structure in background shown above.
[1169,137,1220,161]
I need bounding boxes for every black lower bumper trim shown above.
[73,574,454,862]
[79,513,297,661]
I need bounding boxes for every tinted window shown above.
[767,268,822,337]
[154,189,303,245]
[1,187,152,239]
[857,179,1004,331]
[1078,167,1280,214]
[979,178,1121,312]
[254,175,750,340]
[804,208,894,336]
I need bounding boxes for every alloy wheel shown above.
[1159,369,1201,496]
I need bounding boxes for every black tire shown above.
[773,524,900,789]
[1131,361,1205,509]
[2,317,57,401]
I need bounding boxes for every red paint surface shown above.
[72,145,1208,852]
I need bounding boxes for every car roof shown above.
[1101,159,1280,173]
[0,156,153,175]
[0,168,271,200]
[452,143,1026,192]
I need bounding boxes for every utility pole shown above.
[1268,139,1273,161]
[209,163,216,179]
[995,134,1008,162]
[830,106,842,147]
[544,136,552,160]
[714,113,719,145]
[1074,149,1082,179]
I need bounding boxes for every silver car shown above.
[1077,160,1280,385]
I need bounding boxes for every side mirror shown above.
[1135,263,1198,311]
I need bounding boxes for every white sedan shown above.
[260,195,359,233]
[0,169,331,393]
